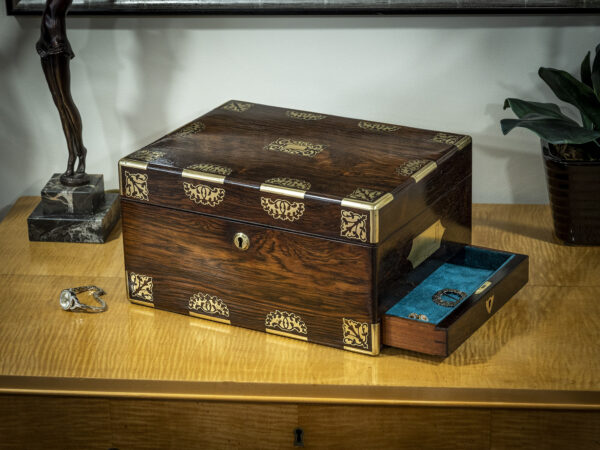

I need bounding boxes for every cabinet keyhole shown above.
[233,232,249,251]
[294,428,304,447]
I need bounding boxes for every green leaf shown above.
[500,115,600,144]
[503,98,571,120]
[592,44,600,97]
[581,51,592,88]
[538,67,600,128]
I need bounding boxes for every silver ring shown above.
[59,286,106,312]
[432,289,467,308]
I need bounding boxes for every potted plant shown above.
[501,44,600,245]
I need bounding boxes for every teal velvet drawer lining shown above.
[385,246,514,326]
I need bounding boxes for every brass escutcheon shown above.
[233,232,250,251]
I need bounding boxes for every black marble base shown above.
[41,173,105,216]
[28,193,120,243]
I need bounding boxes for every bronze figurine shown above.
[37,0,89,186]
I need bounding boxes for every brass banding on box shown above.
[266,329,309,341]
[411,161,438,183]
[189,311,231,325]
[181,169,226,185]
[129,298,155,308]
[455,136,472,150]
[119,159,149,171]
[259,184,306,199]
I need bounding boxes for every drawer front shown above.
[122,199,379,354]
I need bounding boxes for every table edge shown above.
[0,376,598,409]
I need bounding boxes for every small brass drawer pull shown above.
[233,232,250,251]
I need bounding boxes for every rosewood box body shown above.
[120,100,527,356]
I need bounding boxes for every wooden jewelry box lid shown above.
[119,100,471,245]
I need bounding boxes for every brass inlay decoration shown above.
[407,219,446,269]
[175,121,205,136]
[183,181,225,207]
[340,210,368,242]
[222,101,253,112]
[340,193,394,244]
[475,281,492,295]
[189,292,230,320]
[347,187,384,202]
[128,272,153,303]
[486,295,495,314]
[265,138,326,158]
[265,310,307,335]
[344,323,380,356]
[396,159,430,177]
[130,149,166,162]
[261,197,305,222]
[358,121,400,132]
[187,163,232,176]
[286,110,327,121]
[432,133,471,150]
[264,177,311,191]
[343,318,370,349]
[124,171,149,201]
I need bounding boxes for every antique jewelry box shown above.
[119,100,528,356]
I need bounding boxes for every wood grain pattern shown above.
[0,198,598,403]
[121,199,376,351]
[1,396,598,449]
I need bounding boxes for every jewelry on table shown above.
[408,312,429,322]
[59,286,107,312]
[432,289,467,308]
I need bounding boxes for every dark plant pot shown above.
[542,141,600,245]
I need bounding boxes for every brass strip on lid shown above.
[181,169,226,185]
[411,161,438,183]
[340,193,394,211]
[455,135,472,150]
[260,184,306,199]
[119,158,149,171]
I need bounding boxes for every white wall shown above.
[1,7,598,218]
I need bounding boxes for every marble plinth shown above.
[41,173,105,216]
[28,193,120,243]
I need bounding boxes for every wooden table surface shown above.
[1,197,599,448]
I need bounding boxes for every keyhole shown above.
[233,232,249,251]
[293,428,304,447]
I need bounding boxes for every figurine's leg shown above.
[40,53,86,177]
